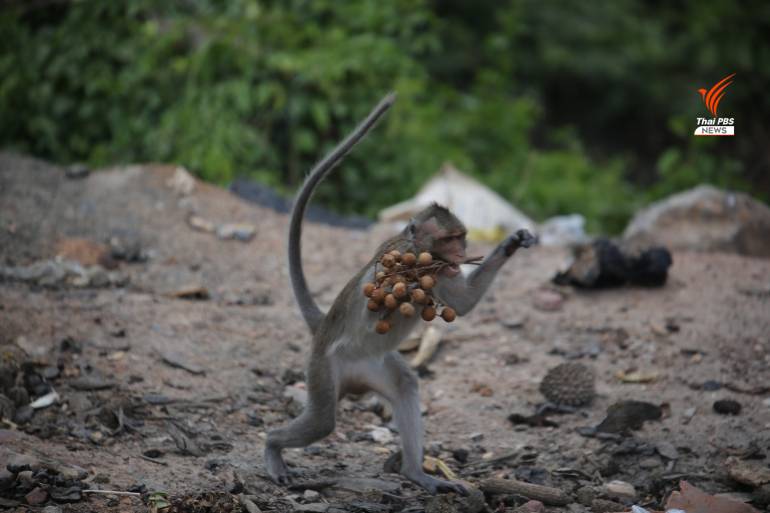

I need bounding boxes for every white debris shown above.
[369,426,394,444]
[30,389,60,409]
[378,163,536,242]
[538,214,588,246]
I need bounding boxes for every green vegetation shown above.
[1,0,767,233]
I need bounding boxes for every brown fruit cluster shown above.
[363,249,457,334]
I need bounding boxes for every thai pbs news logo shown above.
[694,72,735,136]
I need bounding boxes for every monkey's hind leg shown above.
[264,356,337,485]
[379,353,468,495]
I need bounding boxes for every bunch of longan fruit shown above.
[363,249,457,334]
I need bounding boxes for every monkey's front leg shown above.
[436,229,536,315]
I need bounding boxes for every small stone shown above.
[303,489,321,501]
[49,486,82,503]
[452,447,469,464]
[726,457,770,488]
[370,426,394,444]
[43,506,63,513]
[576,486,597,505]
[713,399,741,415]
[90,431,104,444]
[532,289,564,312]
[656,441,679,460]
[639,457,661,469]
[603,480,636,500]
[469,432,484,442]
[591,498,626,513]
[517,500,545,513]
[702,380,722,391]
[25,487,48,506]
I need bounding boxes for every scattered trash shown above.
[29,389,59,409]
[187,214,217,233]
[378,163,536,241]
[422,456,457,480]
[594,400,662,434]
[538,214,588,247]
[616,369,660,384]
[410,326,443,368]
[216,223,256,242]
[553,238,672,288]
[369,426,393,444]
[713,399,742,415]
[539,362,595,407]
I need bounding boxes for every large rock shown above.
[623,185,770,257]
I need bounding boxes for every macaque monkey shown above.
[265,93,535,494]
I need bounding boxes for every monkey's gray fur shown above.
[266,93,535,495]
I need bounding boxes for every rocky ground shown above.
[1,152,769,513]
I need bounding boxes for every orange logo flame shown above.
[697,72,735,117]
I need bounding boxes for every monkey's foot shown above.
[405,471,468,496]
[264,446,292,485]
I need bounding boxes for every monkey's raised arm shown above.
[288,93,397,334]
[435,229,536,315]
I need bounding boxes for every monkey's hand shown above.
[503,229,537,256]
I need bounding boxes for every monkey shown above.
[265,93,536,495]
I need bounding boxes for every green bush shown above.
[1,0,766,234]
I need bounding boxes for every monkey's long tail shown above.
[288,92,397,334]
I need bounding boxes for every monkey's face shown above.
[413,217,467,277]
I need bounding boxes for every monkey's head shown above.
[407,203,467,278]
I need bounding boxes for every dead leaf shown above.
[666,481,760,513]
[616,369,659,383]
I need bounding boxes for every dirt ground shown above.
[1,152,768,513]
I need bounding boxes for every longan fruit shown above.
[421,305,436,322]
[384,294,398,310]
[418,252,433,266]
[441,307,457,322]
[392,282,408,299]
[375,320,391,334]
[411,288,427,304]
[399,302,415,317]
[389,250,402,261]
[367,299,381,312]
[381,254,396,268]
[375,271,386,282]
[371,288,386,303]
[401,252,417,266]
[419,275,435,290]
[363,282,375,297]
